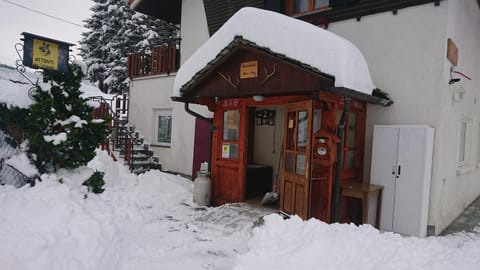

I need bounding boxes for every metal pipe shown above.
[332,96,350,222]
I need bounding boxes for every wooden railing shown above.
[127,43,179,78]
[88,94,129,162]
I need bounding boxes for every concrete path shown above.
[441,196,480,235]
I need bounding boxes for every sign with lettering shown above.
[32,39,59,70]
[240,61,258,79]
[22,32,73,72]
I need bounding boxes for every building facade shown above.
[127,0,480,235]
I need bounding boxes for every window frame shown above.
[335,99,366,181]
[457,115,472,169]
[477,122,480,167]
[154,109,172,147]
[221,109,241,160]
[286,0,330,16]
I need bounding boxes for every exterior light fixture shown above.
[252,95,264,102]
[449,67,472,85]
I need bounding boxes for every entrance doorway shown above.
[244,105,284,205]
[208,95,366,223]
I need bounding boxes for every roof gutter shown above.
[327,87,393,107]
[330,87,393,107]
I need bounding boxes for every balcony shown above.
[127,43,180,78]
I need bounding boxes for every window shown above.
[288,0,330,15]
[222,110,240,159]
[477,122,480,167]
[155,110,172,147]
[458,116,472,168]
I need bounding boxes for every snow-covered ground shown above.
[2,64,480,269]
[0,150,480,270]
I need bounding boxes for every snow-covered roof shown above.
[173,7,376,97]
[0,65,114,109]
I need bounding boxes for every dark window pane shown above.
[286,112,296,150]
[157,115,172,144]
[347,112,357,148]
[313,109,321,134]
[296,154,306,175]
[346,150,355,169]
[285,152,295,173]
[294,0,308,13]
[314,0,329,8]
[229,143,239,159]
[459,121,467,162]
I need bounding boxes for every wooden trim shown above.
[285,0,331,16]
[295,0,443,25]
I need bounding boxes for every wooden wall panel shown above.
[187,48,334,99]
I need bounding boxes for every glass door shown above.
[280,100,313,219]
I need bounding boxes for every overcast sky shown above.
[0,0,93,65]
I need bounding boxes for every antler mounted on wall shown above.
[258,64,276,86]
[218,72,239,88]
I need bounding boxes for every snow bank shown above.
[5,152,38,177]
[0,150,267,270]
[234,214,480,270]
[173,7,376,97]
[0,149,479,269]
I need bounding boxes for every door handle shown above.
[396,165,401,178]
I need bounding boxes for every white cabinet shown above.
[370,125,434,237]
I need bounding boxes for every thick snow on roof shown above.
[0,65,114,109]
[173,7,376,97]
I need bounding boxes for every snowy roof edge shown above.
[173,7,378,98]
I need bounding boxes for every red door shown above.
[210,103,248,205]
[280,100,313,219]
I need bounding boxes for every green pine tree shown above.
[0,64,109,174]
[79,0,178,94]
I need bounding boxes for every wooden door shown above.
[211,103,248,205]
[280,100,313,219]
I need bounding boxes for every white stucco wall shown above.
[128,0,211,176]
[329,0,480,234]
[430,0,480,234]
[167,0,212,176]
[129,74,177,171]
[253,106,284,175]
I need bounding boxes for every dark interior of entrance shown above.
[244,106,284,205]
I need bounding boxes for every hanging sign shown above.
[240,61,258,79]
[447,38,458,67]
[21,32,73,72]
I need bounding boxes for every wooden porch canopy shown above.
[172,36,392,106]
